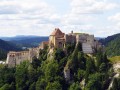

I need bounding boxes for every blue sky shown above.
[0,0,120,37]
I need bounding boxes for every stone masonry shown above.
[49,28,102,54]
[6,28,102,67]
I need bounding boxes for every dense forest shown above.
[0,43,120,90]
[99,33,120,57]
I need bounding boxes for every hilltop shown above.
[0,28,120,90]
[0,39,21,51]
[99,33,120,57]
[0,35,49,48]
[0,39,22,60]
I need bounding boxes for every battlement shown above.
[6,28,102,67]
[8,51,29,55]
[49,28,102,53]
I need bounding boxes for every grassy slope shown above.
[109,56,120,64]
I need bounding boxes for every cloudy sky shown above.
[0,0,120,37]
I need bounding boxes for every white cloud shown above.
[70,0,118,14]
[60,0,119,37]
[0,0,61,36]
[62,0,118,26]
[0,0,119,37]
[108,13,120,34]
[108,13,120,22]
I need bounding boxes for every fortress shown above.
[6,28,102,67]
[49,28,102,53]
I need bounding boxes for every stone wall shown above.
[64,34,76,44]
[6,41,49,67]
[82,43,93,54]
[6,51,30,67]
[6,28,103,67]
[39,41,49,49]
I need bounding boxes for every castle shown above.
[6,41,49,67]
[6,28,102,67]
[49,28,102,53]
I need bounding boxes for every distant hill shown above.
[0,36,49,48]
[0,39,21,51]
[0,39,22,60]
[99,33,120,57]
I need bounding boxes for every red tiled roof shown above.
[50,28,64,36]
[42,41,49,44]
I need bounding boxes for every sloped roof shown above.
[50,28,64,36]
[42,41,49,44]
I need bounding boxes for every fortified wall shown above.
[6,28,102,67]
[6,41,49,67]
[49,28,102,54]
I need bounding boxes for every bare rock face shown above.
[108,62,120,90]
[113,62,120,74]
[64,67,70,82]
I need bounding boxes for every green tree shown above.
[41,60,59,82]
[0,84,11,90]
[15,61,30,90]
[85,73,103,90]
[54,48,65,62]
[29,82,36,90]
[46,81,62,90]
[77,69,85,81]
[69,82,81,90]
[32,57,41,69]
[28,65,37,84]
[36,78,47,90]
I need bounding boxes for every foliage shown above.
[99,33,120,57]
[69,82,81,90]
[46,81,62,90]
[0,43,115,90]
[0,39,22,60]
[0,39,21,52]
[0,48,7,60]
[54,48,65,62]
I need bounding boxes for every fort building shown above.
[49,28,102,54]
[6,28,102,67]
[49,28,65,49]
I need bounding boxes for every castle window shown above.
[58,42,63,48]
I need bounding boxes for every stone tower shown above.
[49,28,65,49]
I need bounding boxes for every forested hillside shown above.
[0,49,7,60]
[12,37,49,47]
[0,36,49,48]
[99,33,120,57]
[0,39,21,51]
[0,39,21,60]
[0,43,119,90]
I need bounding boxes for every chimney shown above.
[71,31,73,34]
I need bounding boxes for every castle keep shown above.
[6,28,102,67]
[49,28,102,53]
